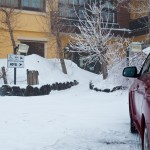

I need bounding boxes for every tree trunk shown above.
[101,61,108,80]
[5,11,16,49]
[56,32,67,74]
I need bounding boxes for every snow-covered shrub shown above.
[69,2,131,80]
[108,52,147,88]
[128,52,147,72]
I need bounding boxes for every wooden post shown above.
[27,70,39,85]
[27,69,32,85]
[27,69,29,85]
[29,71,33,85]
[1,67,8,84]
[33,71,39,85]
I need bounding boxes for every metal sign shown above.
[7,62,24,68]
[7,54,24,68]
[8,54,24,62]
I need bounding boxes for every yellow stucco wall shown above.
[0,9,58,59]
[130,0,148,20]
[0,0,149,59]
[61,34,70,48]
[129,0,149,43]
[132,34,148,42]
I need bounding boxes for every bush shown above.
[12,86,24,96]
[24,85,34,96]
[1,85,12,96]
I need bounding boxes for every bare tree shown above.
[69,1,130,79]
[0,2,20,50]
[41,0,71,74]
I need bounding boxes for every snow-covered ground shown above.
[0,54,141,150]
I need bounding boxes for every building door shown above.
[21,41,45,57]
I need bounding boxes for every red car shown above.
[123,54,150,150]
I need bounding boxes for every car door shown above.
[133,54,150,129]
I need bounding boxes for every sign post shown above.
[7,44,29,85]
[7,54,25,85]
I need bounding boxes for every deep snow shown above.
[0,54,140,150]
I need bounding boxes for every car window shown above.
[141,54,150,75]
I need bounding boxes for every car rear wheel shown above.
[130,118,137,133]
[143,126,149,150]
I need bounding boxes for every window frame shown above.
[21,0,46,12]
[101,10,117,23]
[0,0,19,8]
[0,0,46,12]
[58,0,117,23]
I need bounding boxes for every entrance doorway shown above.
[20,41,45,57]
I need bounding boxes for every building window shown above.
[0,0,45,12]
[0,0,18,7]
[60,0,68,4]
[59,7,76,18]
[102,11,116,23]
[22,0,29,7]
[59,0,87,19]
[69,0,79,5]
[101,1,116,23]
[65,0,77,5]
[60,0,87,5]
[79,9,84,19]
[59,0,116,22]
[21,0,45,11]
[79,0,88,5]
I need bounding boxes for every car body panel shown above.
[147,123,150,145]
[124,54,150,148]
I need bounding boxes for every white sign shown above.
[7,54,24,68]
[7,62,24,68]
[8,54,24,62]
[130,42,142,52]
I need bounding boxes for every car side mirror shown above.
[123,67,138,78]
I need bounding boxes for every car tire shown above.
[143,126,149,150]
[130,118,137,133]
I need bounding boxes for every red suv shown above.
[123,54,150,150]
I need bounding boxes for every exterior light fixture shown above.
[17,43,29,55]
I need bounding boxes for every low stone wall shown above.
[89,81,127,93]
[0,80,79,96]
